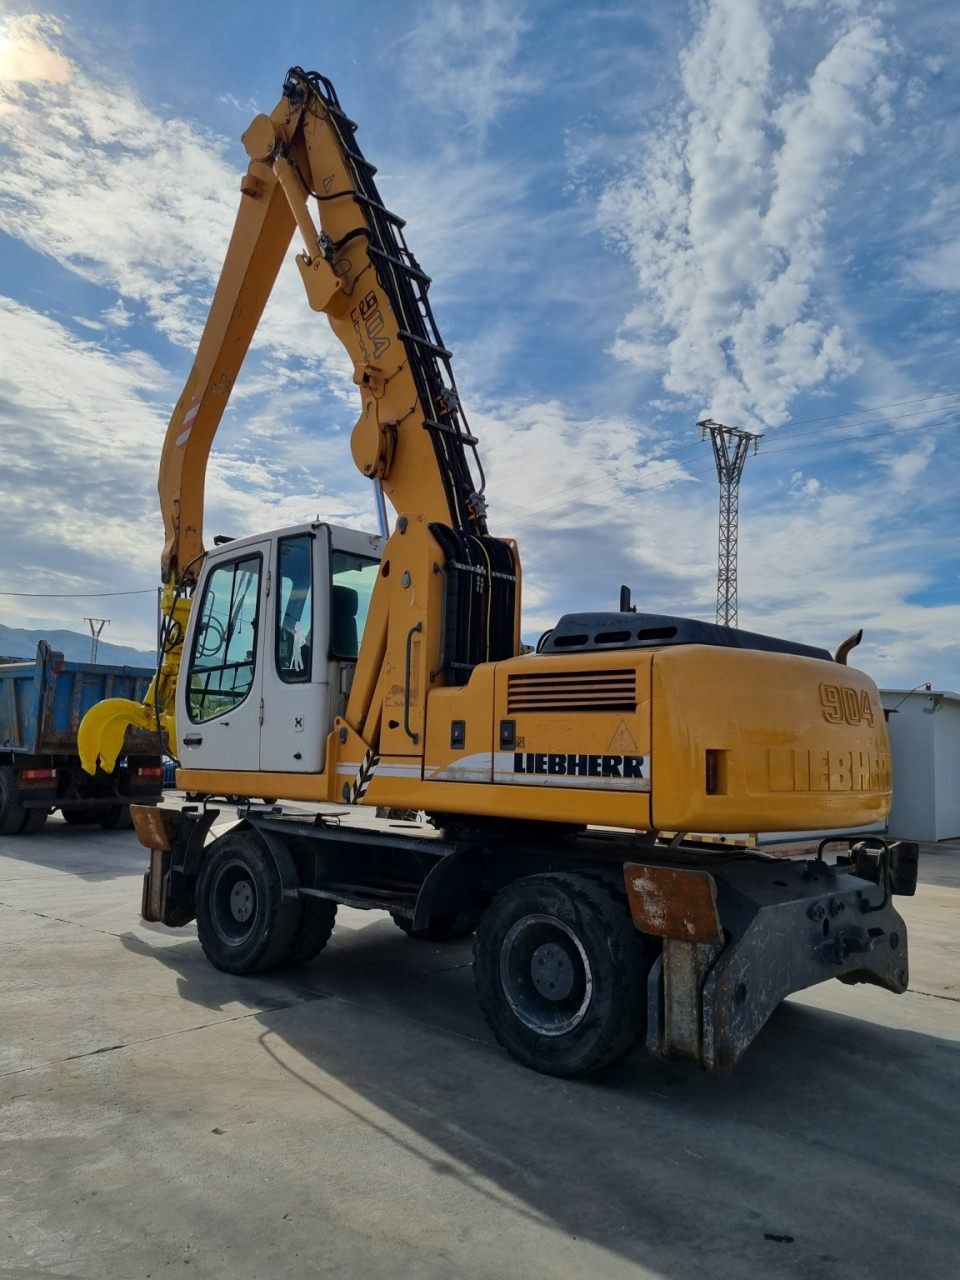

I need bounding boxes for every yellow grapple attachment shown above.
[78,694,161,775]
[78,580,191,774]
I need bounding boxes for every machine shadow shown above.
[129,910,960,1278]
[1,821,146,881]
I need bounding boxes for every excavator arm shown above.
[80,67,510,774]
[162,67,490,585]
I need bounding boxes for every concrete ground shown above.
[1,809,958,1280]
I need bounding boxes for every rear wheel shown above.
[376,807,423,822]
[473,872,652,1077]
[0,767,27,835]
[62,808,98,826]
[98,805,133,830]
[285,897,338,966]
[20,808,50,834]
[196,829,301,974]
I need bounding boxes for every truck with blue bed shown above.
[0,640,164,834]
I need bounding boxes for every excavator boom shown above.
[82,68,516,774]
[161,67,489,586]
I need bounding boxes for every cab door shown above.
[178,545,267,772]
[259,531,330,773]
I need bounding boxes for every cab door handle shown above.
[182,734,203,746]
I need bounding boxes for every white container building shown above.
[881,688,960,842]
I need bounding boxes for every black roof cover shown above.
[540,612,832,662]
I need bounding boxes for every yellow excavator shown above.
[79,68,916,1077]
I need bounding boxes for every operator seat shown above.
[331,585,359,660]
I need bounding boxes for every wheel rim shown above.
[209,858,260,946]
[499,913,594,1036]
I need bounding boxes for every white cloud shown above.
[0,295,169,642]
[400,0,535,140]
[598,0,893,429]
[907,183,960,291]
[0,292,380,647]
[0,44,236,346]
[1,1,958,698]
[0,13,72,91]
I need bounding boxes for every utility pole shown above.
[84,617,109,663]
[699,419,763,629]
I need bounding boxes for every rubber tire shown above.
[195,829,302,974]
[390,906,481,942]
[473,872,651,1077]
[20,808,50,834]
[376,807,423,822]
[62,809,98,826]
[0,767,27,835]
[284,897,338,966]
[98,805,133,830]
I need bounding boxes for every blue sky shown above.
[0,0,958,690]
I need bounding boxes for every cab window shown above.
[330,551,379,660]
[187,554,262,723]
[276,535,313,683]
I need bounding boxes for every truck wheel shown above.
[284,897,338,966]
[0,767,27,835]
[376,806,423,822]
[390,907,481,942]
[195,830,302,975]
[98,805,133,830]
[473,872,651,1077]
[62,809,97,825]
[20,808,50,834]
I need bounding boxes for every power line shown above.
[753,389,960,432]
[756,413,957,460]
[0,588,157,598]
[496,405,959,536]
[491,398,960,527]
[746,404,960,453]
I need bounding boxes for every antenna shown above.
[84,617,109,663]
[698,420,763,629]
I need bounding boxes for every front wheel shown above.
[0,766,26,835]
[196,830,302,974]
[473,872,653,1077]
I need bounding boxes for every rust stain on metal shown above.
[131,804,177,852]
[623,862,723,944]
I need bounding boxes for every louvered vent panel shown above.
[507,669,637,714]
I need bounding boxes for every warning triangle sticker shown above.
[607,720,638,753]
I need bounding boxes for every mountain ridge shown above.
[0,622,156,668]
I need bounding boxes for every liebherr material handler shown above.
[80,68,917,1077]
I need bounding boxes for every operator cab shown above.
[176,522,382,775]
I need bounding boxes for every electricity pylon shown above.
[84,617,109,663]
[699,419,763,629]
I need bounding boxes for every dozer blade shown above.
[78,697,158,775]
